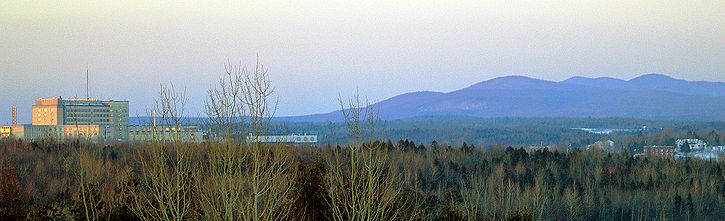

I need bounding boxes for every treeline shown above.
[1,138,723,220]
[132,116,725,146]
[619,129,725,152]
[266,116,725,147]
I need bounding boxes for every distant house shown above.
[711,146,725,152]
[525,145,556,152]
[684,146,724,160]
[644,146,675,158]
[689,151,720,160]
[587,140,616,152]
[676,139,707,152]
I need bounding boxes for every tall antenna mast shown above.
[86,65,89,99]
[153,110,157,142]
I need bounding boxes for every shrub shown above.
[291,155,331,220]
[505,208,534,221]
[0,160,28,220]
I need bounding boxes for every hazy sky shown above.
[1,1,723,123]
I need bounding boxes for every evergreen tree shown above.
[0,161,27,220]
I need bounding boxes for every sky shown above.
[1,1,723,123]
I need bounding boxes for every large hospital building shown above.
[1,97,204,143]
[6,97,129,141]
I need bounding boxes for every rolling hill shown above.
[282,74,725,122]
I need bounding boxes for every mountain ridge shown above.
[281,73,725,122]
[561,73,725,96]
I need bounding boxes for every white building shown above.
[676,139,707,151]
[246,133,318,144]
[587,140,617,152]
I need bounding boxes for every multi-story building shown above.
[6,97,129,142]
[33,97,129,141]
[644,146,675,158]
[5,97,206,144]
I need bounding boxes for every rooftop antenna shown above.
[86,65,89,99]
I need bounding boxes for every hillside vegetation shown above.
[1,138,723,220]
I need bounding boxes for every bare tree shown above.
[127,84,195,221]
[239,58,291,221]
[327,91,415,220]
[198,61,248,221]
[205,61,246,144]
[198,59,292,221]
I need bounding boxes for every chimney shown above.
[12,106,17,126]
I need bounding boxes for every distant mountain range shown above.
[281,73,725,122]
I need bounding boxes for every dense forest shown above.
[0,137,723,220]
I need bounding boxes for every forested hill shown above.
[284,73,725,122]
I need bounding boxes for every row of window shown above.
[130,131,199,136]
[65,109,110,113]
[34,118,55,123]
[66,114,111,118]
[130,128,189,132]
[65,118,111,122]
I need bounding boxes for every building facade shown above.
[128,125,203,143]
[587,140,617,152]
[11,125,104,141]
[0,126,11,138]
[246,133,318,144]
[1,97,129,142]
[644,146,675,158]
[31,98,129,141]
[676,139,707,152]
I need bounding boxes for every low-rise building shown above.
[246,133,318,144]
[681,146,724,160]
[688,151,721,160]
[587,140,617,152]
[0,126,11,138]
[644,146,675,158]
[6,124,105,141]
[129,125,203,143]
[525,145,551,152]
